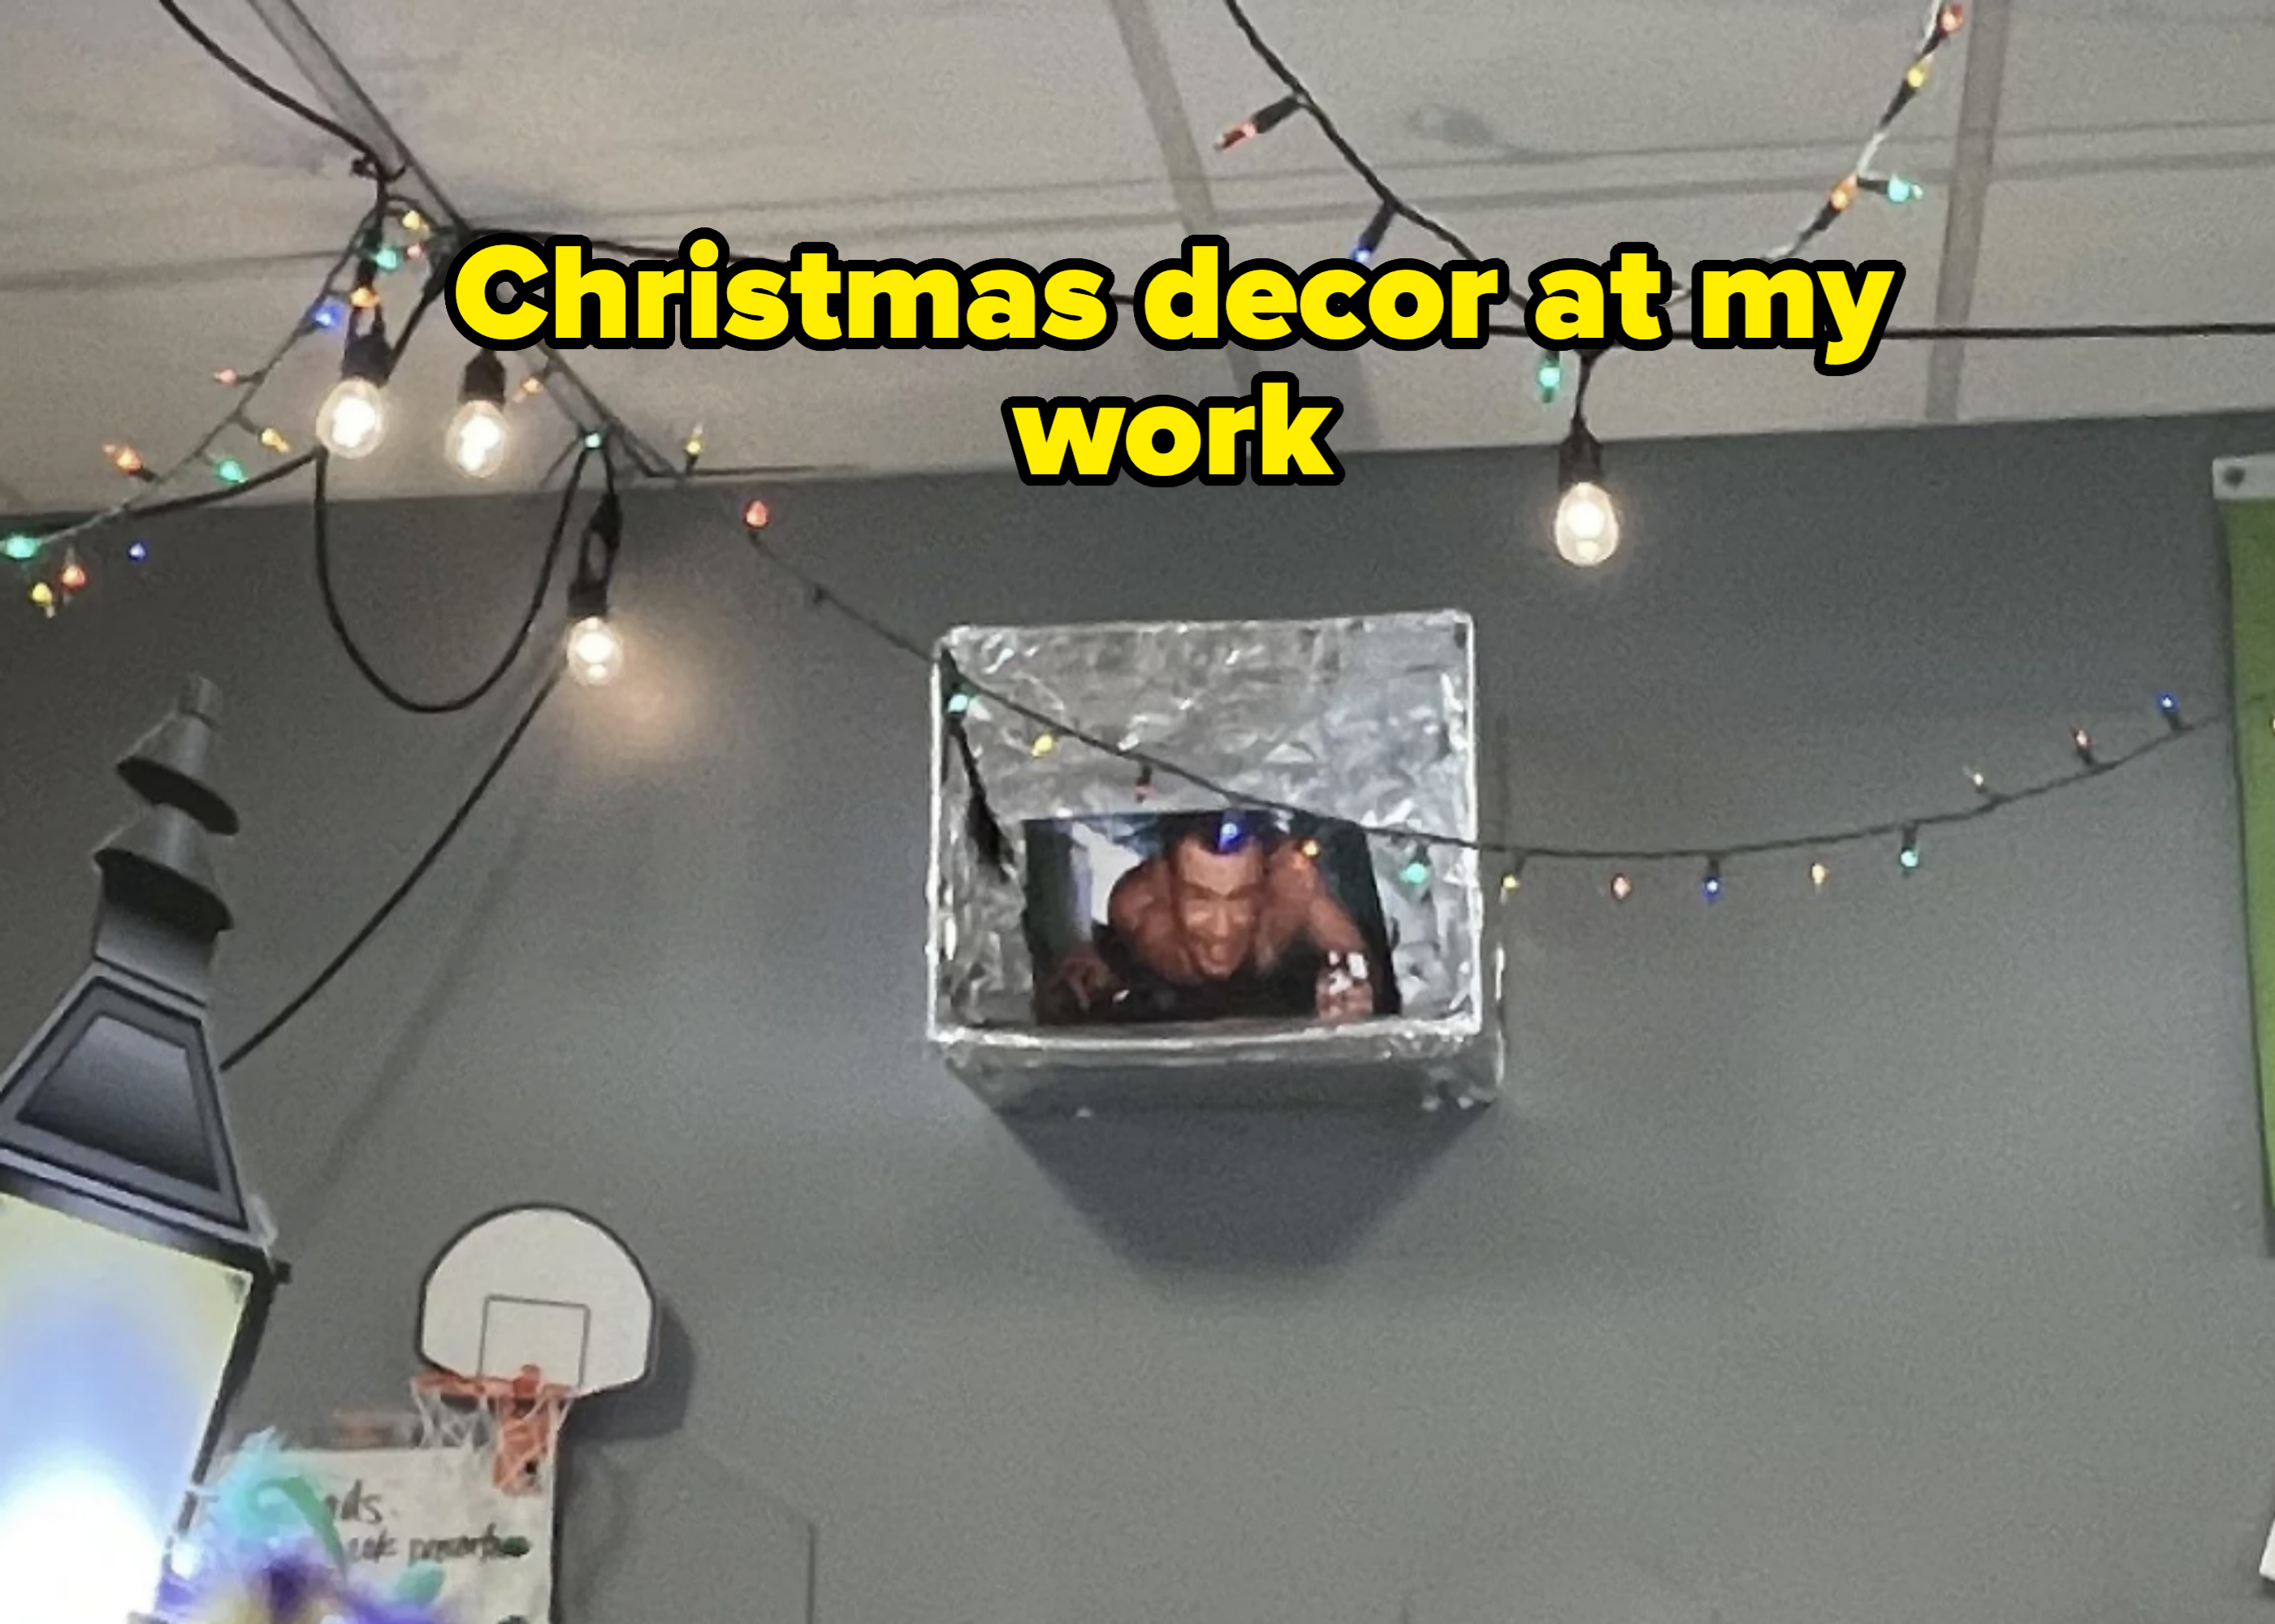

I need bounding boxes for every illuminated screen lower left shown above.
[0,1192,251,1624]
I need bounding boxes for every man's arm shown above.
[1263,843,1367,958]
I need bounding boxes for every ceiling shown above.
[2,0,2272,514]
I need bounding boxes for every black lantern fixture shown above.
[0,676,281,1624]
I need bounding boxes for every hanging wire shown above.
[218,666,563,1071]
[152,0,400,184]
[309,436,592,715]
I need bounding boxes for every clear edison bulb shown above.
[444,399,509,478]
[1554,480,1620,567]
[317,377,387,459]
[565,615,624,687]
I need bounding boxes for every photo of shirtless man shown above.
[1041,812,1388,1025]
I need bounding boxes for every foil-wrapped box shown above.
[928,610,1498,1113]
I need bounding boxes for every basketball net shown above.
[411,1365,577,1495]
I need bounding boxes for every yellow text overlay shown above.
[439,233,1907,482]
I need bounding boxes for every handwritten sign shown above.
[238,1446,553,1624]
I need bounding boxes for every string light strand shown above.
[736,516,2243,874]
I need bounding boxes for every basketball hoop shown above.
[410,1205,656,1498]
[411,1365,577,1495]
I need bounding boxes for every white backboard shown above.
[418,1207,655,1397]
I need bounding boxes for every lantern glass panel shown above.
[0,1191,253,1624]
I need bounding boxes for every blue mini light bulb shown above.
[1352,201,1395,265]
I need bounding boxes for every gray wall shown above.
[6,408,2275,1624]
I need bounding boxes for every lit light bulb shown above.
[1609,873,1633,902]
[212,457,247,486]
[1884,175,1923,204]
[349,283,381,311]
[1906,58,1931,90]
[400,207,429,234]
[105,443,147,477]
[1555,481,1620,567]
[2071,727,2096,767]
[1500,870,1520,896]
[582,430,604,450]
[1400,853,1432,888]
[1554,406,1619,567]
[257,426,291,454]
[214,366,242,386]
[442,350,511,478]
[445,400,508,477]
[945,689,974,717]
[1809,861,1829,891]
[372,243,403,273]
[128,541,149,563]
[1031,732,1058,757]
[1702,859,1723,902]
[317,378,387,459]
[564,615,625,686]
[4,533,41,562]
[2158,691,2182,730]
[1829,175,1858,214]
[1898,826,1922,874]
[1936,2,1964,35]
[58,551,87,592]
[1217,93,1303,151]
[1352,201,1395,265]
[742,498,771,531]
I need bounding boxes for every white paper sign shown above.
[252,1446,553,1624]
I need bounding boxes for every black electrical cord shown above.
[387,266,451,361]
[218,666,562,1072]
[152,0,399,186]
[1216,0,1481,263]
[310,441,590,715]
[742,519,2250,870]
[1090,289,2275,345]
[135,449,321,515]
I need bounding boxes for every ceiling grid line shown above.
[1923,0,2014,423]
[1101,0,1260,397]
[1102,0,1388,444]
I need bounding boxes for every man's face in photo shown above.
[1169,835,1265,978]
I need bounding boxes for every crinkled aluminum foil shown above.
[928,610,1494,1109]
